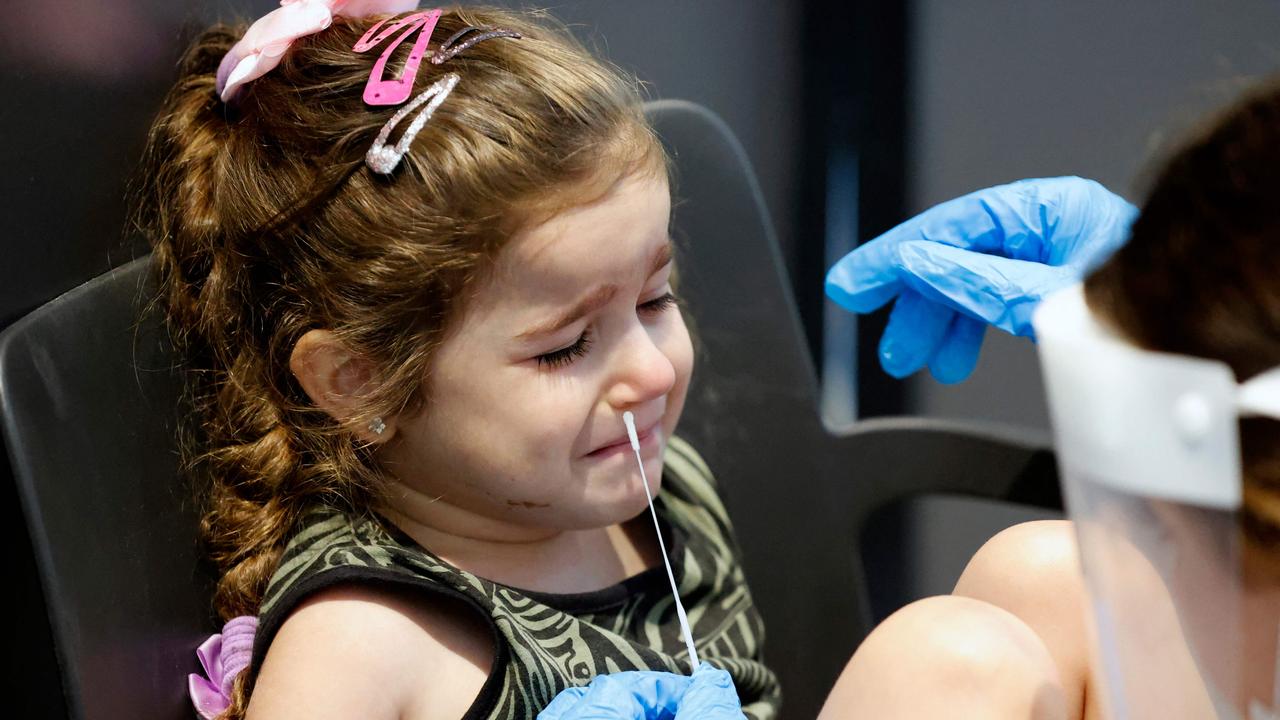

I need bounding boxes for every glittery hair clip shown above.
[352,11,520,173]
[430,25,522,65]
[365,72,458,173]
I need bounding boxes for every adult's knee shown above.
[953,521,1093,714]
[820,595,1067,720]
[955,520,1081,602]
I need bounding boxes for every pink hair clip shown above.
[219,0,522,174]
[215,0,420,103]
[352,13,520,173]
[352,9,442,106]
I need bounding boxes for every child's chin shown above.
[618,472,664,517]
[584,481,664,528]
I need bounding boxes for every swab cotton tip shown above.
[621,412,700,671]
[623,411,641,451]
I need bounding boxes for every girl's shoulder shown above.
[248,509,504,718]
[259,506,414,608]
[248,582,493,720]
[247,506,505,696]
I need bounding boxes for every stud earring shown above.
[368,417,387,436]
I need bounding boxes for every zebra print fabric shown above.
[250,436,782,718]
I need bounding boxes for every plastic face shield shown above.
[1033,284,1280,720]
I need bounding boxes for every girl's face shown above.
[380,170,693,532]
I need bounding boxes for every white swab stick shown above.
[623,411,701,671]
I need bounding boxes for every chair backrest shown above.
[649,100,1057,717]
[3,100,1055,719]
[646,100,860,712]
[0,257,208,720]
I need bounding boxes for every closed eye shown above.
[535,330,592,369]
[639,292,678,315]
[534,293,676,371]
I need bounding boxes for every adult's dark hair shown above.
[1085,75,1280,574]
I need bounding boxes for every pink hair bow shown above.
[187,616,259,719]
[216,0,419,102]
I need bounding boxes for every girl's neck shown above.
[378,479,659,594]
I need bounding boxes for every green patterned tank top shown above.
[248,436,782,719]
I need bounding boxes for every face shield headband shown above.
[1034,283,1280,511]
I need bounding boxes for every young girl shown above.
[137,3,779,718]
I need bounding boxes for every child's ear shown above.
[289,329,395,443]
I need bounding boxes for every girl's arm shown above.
[247,584,494,720]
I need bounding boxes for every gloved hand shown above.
[824,176,1137,383]
[673,663,746,718]
[537,664,746,720]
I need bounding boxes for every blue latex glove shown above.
[537,664,745,720]
[673,664,746,718]
[824,176,1137,383]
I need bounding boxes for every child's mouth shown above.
[586,421,660,458]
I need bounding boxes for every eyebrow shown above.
[517,241,674,341]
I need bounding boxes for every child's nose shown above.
[607,328,677,407]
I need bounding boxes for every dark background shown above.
[903,0,1280,433]
[3,0,1278,714]
[0,0,807,328]
[6,0,1279,429]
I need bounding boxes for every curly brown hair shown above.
[1084,75,1280,579]
[131,7,664,716]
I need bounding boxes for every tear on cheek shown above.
[506,499,551,509]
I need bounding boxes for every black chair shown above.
[2,100,1058,720]
[649,99,1060,716]
[1,257,208,720]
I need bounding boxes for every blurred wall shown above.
[902,0,1280,432]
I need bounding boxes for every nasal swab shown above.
[622,411,701,671]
